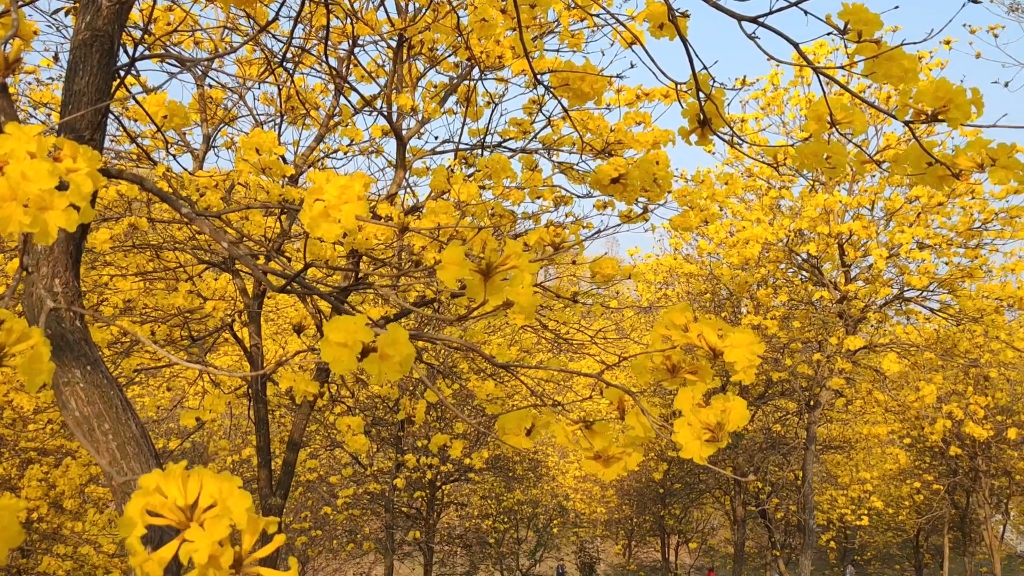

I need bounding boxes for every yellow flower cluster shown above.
[672,383,750,464]
[298,171,373,243]
[235,128,293,181]
[632,304,765,463]
[0,5,38,78]
[549,60,607,108]
[589,151,674,205]
[120,462,299,576]
[0,493,27,566]
[319,314,416,386]
[437,239,541,323]
[0,123,106,245]
[134,92,191,131]
[0,308,54,393]
[637,304,765,386]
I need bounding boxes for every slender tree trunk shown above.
[913,527,926,576]
[235,280,326,569]
[673,536,684,574]
[731,474,749,576]
[840,525,858,576]
[797,388,832,576]
[659,528,672,576]
[421,479,439,576]
[262,363,326,568]
[422,533,435,576]
[19,1,179,574]
[757,505,791,576]
[978,476,1002,576]
[961,488,976,576]
[942,514,950,576]
[242,288,274,513]
[623,529,635,567]
[385,418,407,576]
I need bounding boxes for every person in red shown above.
[705,567,716,576]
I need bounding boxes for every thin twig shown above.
[57,304,312,378]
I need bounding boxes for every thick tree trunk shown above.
[797,388,831,576]
[18,2,183,574]
[22,0,149,512]
[731,474,748,576]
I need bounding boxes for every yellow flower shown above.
[319,314,375,374]
[589,256,620,283]
[837,2,883,41]
[361,323,416,384]
[0,494,27,566]
[120,462,300,576]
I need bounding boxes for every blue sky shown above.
[610,0,1024,254]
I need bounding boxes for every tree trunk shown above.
[913,526,926,576]
[797,388,831,576]
[978,476,1002,576]
[659,528,672,576]
[262,363,326,568]
[757,504,791,576]
[422,535,435,576]
[942,514,950,576]
[673,535,684,574]
[23,0,149,511]
[840,525,858,576]
[421,478,439,576]
[731,474,749,576]
[19,1,180,573]
[385,418,407,576]
[960,488,976,576]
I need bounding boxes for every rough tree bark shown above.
[797,387,832,576]
[18,1,180,574]
[22,0,152,511]
[840,525,858,576]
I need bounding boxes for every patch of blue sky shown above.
[611,0,1024,255]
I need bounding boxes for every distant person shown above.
[706,567,716,576]
[556,560,567,576]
